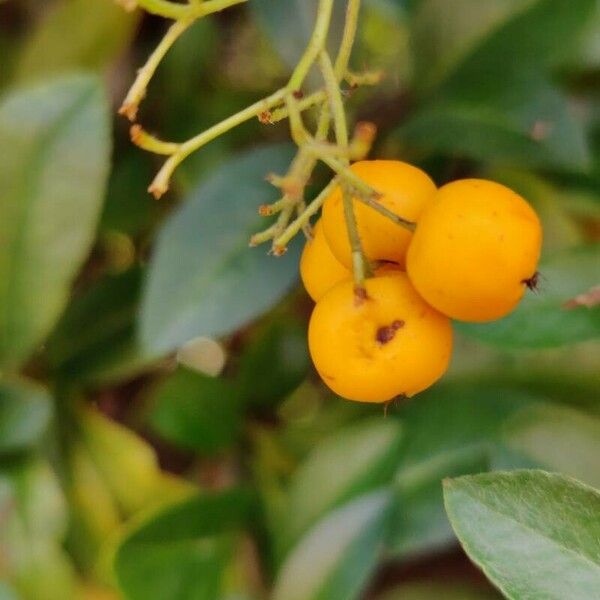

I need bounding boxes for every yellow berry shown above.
[300,220,350,301]
[406,178,543,322]
[308,273,453,403]
[321,160,437,268]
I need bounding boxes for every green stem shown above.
[334,0,361,78]
[135,0,247,19]
[319,50,348,148]
[288,0,335,90]
[355,194,416,232]
[120,18,192,120]
[149,87,287,197]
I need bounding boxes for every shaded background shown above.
[0,1,599,599]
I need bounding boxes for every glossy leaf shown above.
[273,490,391,600]
[115,489,251,600]
[148,368,242,454]
[0,75,110,368]
[444,470,600,600]
[140,144,301,354]
[16,0,139,82]
[0,377,51,454]
[457,245,600,348]
[284,419,402,548]
[500,403,600,488]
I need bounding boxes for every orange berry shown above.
[406,179,542,322]
[300,220,350,301]
[308,273,453,403]
[321,160,437,268]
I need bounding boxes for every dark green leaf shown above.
[499,403,600,488]
[47,268,155,385]
[115,489,251,600]
[412,0,596,94]
[283,419,402,549]
[398,80,590,170]
[273,490,391,600]
[444,470,600,600]
[457,245,600,348]
[15,0,139,83]
[148,367,242,453]
[140,144,301,354]
[0,74,110,369]
[237,315,310,408]
[389,384,536,557]
[0,377,51,454]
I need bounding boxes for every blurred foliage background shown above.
[0,1,599,599]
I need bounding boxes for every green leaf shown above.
[499,403,600,488]
[47,268,156,385]
[115,489,251,600]
[389,385,536,557]
[457,245,600,348]
[237,314,310,408]
[77,405,193,516]
[0,74,111,369]
[283,419,402,549]
[273,490,391,600]
[444,470,600,600]
[398,79,590,170]
[15,0,139,83]
[148,367,242,454]
[0,459,76,600]
[0,377,51,454]
[412,0,596,94]
[140,144,301,355]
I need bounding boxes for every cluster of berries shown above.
[300,161,543,403]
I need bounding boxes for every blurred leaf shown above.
[444,470,600,600]
[499,403,600,488]
[283,419,402,549]
[47,267,156,385]
[140,144,300,355]
[65,441,121,572]
[273,490,391,600]
[148,367,242,454]
[114,489,251,600]
[389,385,536,557]
[15,0,139,82]
[77,405,194,516]
[237,315,310,409]
[412,0,596,94]
[398,79,590,170]
[0,377,51,454]
[250,0,346,75]
[457,245,600,348]
[0,74,110,369]
[0,459,76,600]
[0,583,19,600]
[379,582,499,600]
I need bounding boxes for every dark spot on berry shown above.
[376,319,405,344]
[522,271,540,292]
